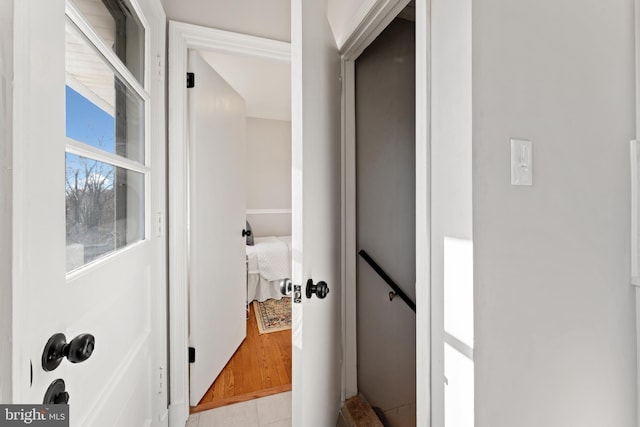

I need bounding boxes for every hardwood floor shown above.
[190,302,292,414]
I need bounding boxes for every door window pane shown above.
[70,0,145,84]
[66,19,144,163]
[66,153,145,272]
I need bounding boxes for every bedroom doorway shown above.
[179,33,293,414]
[189,49,293,413]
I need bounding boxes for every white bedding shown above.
[246,236,292,302]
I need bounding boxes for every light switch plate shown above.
[511,139,532,186]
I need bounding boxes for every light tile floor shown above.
[186,392,292,427]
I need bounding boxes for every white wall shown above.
[431,0,473,424]
[245,117,292,237]
[327,0,375,48]
[473,0,637,426]
[0,0,12,404]
[163,0,290,42]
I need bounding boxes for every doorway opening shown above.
[351,3,417,426]
[185,49,293,414]
[167,22,293,423]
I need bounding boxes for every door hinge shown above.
[188,347,196,363]
[187,72,195,88]
[157,54,165,81]
[155,212,164,237]
[158,366,164,394]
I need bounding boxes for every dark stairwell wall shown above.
[355,17,416,426]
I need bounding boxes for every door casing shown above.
[166,21,290,425]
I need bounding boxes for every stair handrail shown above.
[358,249,416,313]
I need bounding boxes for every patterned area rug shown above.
[253,297,292,334]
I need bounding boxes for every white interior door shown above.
[13,0,166,426]
[187,50,247,406]
[291,0,343,425]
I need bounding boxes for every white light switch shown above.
[511,139,532,186]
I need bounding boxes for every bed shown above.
[246,236,292,302]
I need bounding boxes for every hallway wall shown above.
[0,0,12,404]
[327,0,374,48]
[163,0,290,42]
[472,0,637,426]
[431,0,473,423]
[355,18,416,426]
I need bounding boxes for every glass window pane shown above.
[66,19,145,163]
[66,153,145,272]
[70,0,145,84]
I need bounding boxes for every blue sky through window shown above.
[65,85,115,152]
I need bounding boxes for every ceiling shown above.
[198,50,291,122]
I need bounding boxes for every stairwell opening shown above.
[354,6,416,426]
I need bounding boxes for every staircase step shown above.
[337,394,384,427]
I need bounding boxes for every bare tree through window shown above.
[66,154,116,263]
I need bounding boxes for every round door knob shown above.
[279,278,292,296]
[42,333,96,371]
[66,333,95,364]
[306,279,330,299]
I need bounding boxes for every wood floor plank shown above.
[191,302,292,413]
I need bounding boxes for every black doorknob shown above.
[43,379,69,405]
[242,229,252,237]
[42,333,95,372]
[306,279,330,299]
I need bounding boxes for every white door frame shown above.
[339,0,432,423]
[166,21,290,425]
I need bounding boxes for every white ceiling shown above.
[198,50,291,122]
